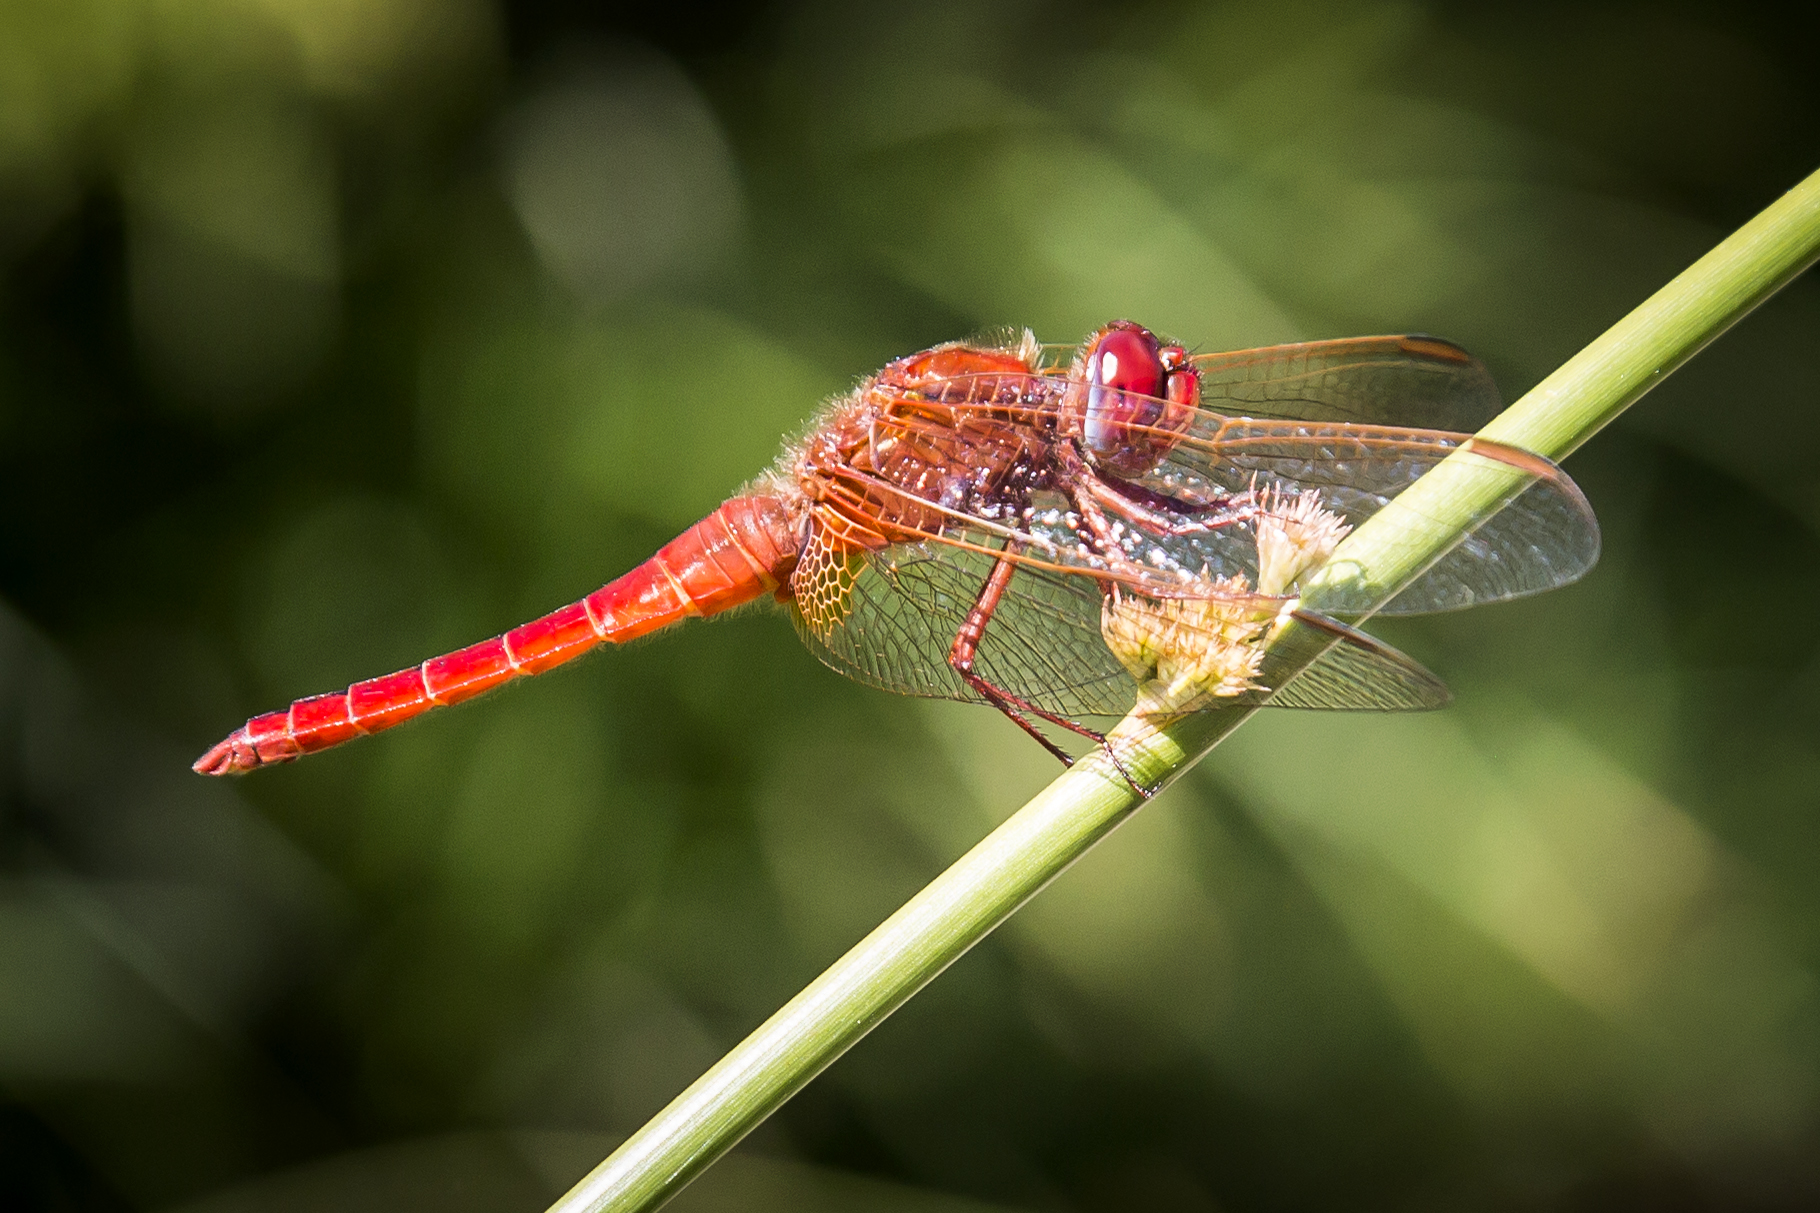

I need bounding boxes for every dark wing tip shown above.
[1265,610,1453,711]
[1395,334,1477,365]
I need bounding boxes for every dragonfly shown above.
[194,321,1598,778]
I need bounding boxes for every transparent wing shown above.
[792,537,1136,719]
[791,532,1452,724]
[1188,334,1501,430]
[1132,419,1600,614]
[1171,337,1595,611]
[1261,611,1451,710]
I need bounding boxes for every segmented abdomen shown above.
[194,494,800,775]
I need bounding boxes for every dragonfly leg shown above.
[947,554,1150,797]
[1067,485,1172,587]
[1079,473,1257,538]
[1057,440,1254,546]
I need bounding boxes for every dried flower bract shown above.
[1255,486,1351,597]
[1101,577,1271,716]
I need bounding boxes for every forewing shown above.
[1130,421,1600,614]
[1190,335,1501,430]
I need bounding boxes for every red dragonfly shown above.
[194,321,1598,777]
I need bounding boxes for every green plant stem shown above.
[548,168,1820,1213]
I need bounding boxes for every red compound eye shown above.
[1081,322,1196,476]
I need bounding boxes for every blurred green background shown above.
[2,0,1818,1209]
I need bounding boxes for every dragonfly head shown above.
[1073,320,1199,477]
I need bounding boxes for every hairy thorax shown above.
[793,343,1064,547]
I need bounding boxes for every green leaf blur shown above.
[0,1,1816,1210]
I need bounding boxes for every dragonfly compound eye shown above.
[1083,323,1197,476]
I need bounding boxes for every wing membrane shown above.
[1154,422,1598,613]
[1189,335,1501,430]
[794,537,1452,723]
[1260,611,1451,710]
[793,539,1136,720]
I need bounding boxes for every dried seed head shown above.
[1101,577,1270,714]
[1255,487,1351,597]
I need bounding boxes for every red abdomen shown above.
[194,495,801,775]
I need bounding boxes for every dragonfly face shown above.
[1071,321,1200,478]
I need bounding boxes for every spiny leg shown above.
[946,552,1149,797]
[1055,441,1254,576]
[1078,473,1258,538]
